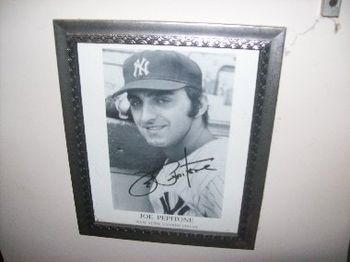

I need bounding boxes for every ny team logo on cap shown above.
[113,50,202,97]
[133,58,150,78]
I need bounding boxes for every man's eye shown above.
[156,97,170,104]
[129,99,141,107]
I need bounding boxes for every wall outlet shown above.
[321,0,342,17]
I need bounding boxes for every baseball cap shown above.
[114,50,202,96]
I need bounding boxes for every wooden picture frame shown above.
[53,19,286,249]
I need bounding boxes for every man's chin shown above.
[145,138,167,148]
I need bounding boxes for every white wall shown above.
[0,0,349,261]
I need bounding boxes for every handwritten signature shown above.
[128,148,216,197]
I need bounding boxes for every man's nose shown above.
[139,102,156,124]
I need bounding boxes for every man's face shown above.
[127,88,194,149]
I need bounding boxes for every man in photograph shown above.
[114,50,228,218]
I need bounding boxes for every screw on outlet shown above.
[329,0,338,7]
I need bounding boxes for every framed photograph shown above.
[53,20,285,249]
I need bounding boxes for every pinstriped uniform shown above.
[148,138,228,218]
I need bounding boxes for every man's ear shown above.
[195,95,209,118]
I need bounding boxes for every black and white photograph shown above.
[105,48,235,217]
[78,44,258,233]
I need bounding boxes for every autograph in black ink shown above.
[128,148,216,197]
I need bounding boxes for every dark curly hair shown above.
[184,86,209,127]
